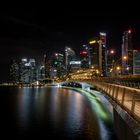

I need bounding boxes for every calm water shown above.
[0,86,117,140]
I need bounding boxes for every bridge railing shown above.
[88,77,140,89]
[88,81,140,123]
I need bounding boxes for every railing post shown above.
[121,88,126,105]
[112,85,115,98]
[131,90,136,115]
[115,86,119,100]
[105,85,108,93]
[108,84,111,95]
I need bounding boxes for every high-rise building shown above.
[10,58,37,84]
[9,59,19,84]
[38,65,45,80]
[80,51,89,68]
[88,33,107,76]
[88,38,100,69]
[51,53,65,78]
[69,60,81,72]
[19,58,37,83]
[133,50,140,75]
[82,44,92,67]
[99,32,107,76]
[65,46,75,72]
[122,29,133,75]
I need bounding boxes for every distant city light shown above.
[70,61,81,65]
[128,29,132,33]
[89,40,96,44]
[80,51,88,54]
[116,66,121,70]
[99,32,106,36]
[25,63,31,66]
[22,58,27,62]
[54,69,57,72]
[29,59,35,63]
[126,67,129,70]
[110,50,115,54]
[58,53,64,56]
[123,56,127,60]
[83,45,87,47]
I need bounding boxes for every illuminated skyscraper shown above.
[88,33,107,76]
[99,32,107,76]
[19,58,37,83]
[65,46,75,72]
[9,59,19,84]
[122,29,133,75]
[80,50,89,68]
[52,53,65,78]
[88,38,99,69]
[10,58,37,84]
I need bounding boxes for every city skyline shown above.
[0,7,140,81]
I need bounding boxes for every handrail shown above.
[89,81,140,123]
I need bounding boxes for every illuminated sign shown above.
[70,61,81,65]
[80,51,88,54]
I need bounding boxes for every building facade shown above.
[99,32,107,76]
[80,51,89,68]
[89,38,100,70]
[65,46,76,72]
[69,60,81,72]
[89,33,107,76]
[9,59,19,84]
[122,29,133,75]
[10,58,37,84]
[133,50,140,75]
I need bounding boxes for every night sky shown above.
[0,6,139,82]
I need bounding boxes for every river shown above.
[0,86,117,140]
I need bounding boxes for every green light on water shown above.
[76,88,110,121]
[62,87,112,122]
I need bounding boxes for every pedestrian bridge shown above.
[60,80,140,140]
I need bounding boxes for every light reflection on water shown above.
[0,87,117,139]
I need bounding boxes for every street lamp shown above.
[123,56,127,60]
[116,66,121,76]
[110,49,115,54]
